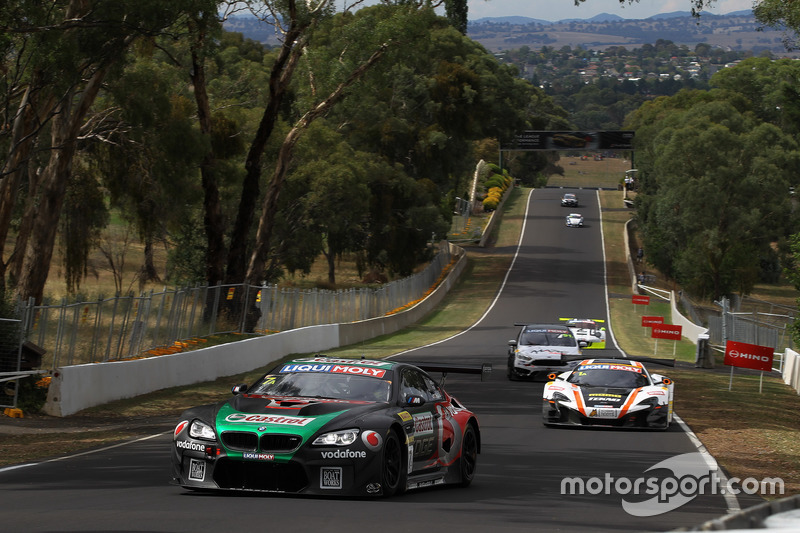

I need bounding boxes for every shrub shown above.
[13,375,49,414]
[482,196,499,211]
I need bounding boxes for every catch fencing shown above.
[15,245,454,372]
[699,295,795,353]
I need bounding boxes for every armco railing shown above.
[18,244,453,370]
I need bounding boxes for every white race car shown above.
[561,193,579,207]
[565,213,583,227]
[507,323,582,380]
[542,358,674,430]
[561,318,606,349]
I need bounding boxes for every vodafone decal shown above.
[724,340,774,372]
[632,295,650,305]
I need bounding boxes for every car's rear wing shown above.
[562,354,675,367]
[408,362,493,382]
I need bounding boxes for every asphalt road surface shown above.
[0,188,761,532]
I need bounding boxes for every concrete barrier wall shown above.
[45,325,341,417]
[783,348,800,393]
[338,244,466,346]
[671,290,708,344]
[44,243,467,417]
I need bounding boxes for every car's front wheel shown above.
[381,429,406,497]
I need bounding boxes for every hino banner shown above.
[724,340,774,372]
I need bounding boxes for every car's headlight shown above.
[553,392,570,402]
[636,397,660,408]
[313,428,360,446]
[516,354,533,363]
[189,419,216,441]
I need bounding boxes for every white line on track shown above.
[0,431,169,474]
[595,189,739,513]
[390,188,535,358]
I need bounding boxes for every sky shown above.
[466,0,757,22]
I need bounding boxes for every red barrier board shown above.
[641,316,664,327]
[724,340,774,372]
[651,324,682,340]
[632,295,650,305]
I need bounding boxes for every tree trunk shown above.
[245,45,388,285]
[0,84,55,293]
[324,247,336,285]
[224,10,308,285]
[190,46,226,286]
[15,64,108,304]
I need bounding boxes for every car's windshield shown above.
[567,366,649,388]
[249,372,392,402]
[521,328,576,347]
[570,321,596,331]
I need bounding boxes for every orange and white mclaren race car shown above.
[542,358,674,430]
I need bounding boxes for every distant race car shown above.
[542,358,674,430]
[561,193,579,207]
[565,213,584,227]
[561,318,607,349]
[171,356,488,497]
[507,323,582,380]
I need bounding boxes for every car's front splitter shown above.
[171,436,388,497]
[542,399,669,429]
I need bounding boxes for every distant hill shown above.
[223,10,795,56]
[466,10,795,56]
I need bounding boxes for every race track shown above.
[0,188,759,532]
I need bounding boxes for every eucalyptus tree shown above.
[628,88,800,299]
[0,0,219,304]
[236,1,453,286]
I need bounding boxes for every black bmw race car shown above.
[171,356,488,497]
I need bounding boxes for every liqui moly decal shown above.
[225,413,314,426]
[280,363,386,378]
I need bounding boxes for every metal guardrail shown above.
[14,245,453,372]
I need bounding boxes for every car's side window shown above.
[421,374,443,402]
[401,369,428,403]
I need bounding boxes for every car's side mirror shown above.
[231,384,248,395]
[508,340,518,347]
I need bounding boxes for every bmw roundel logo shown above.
[361,430,383,451]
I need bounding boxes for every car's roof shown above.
[564,193,576,197]
[568,213,582,217]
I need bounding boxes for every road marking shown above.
[0,431,170,473]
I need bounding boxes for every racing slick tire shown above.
[458,424,478,487]
[381,429,407,497]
